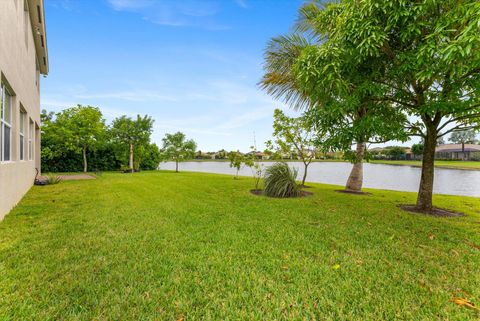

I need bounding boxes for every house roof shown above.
[27,0,48,75]
[436,144,480,153]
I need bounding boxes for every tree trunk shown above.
[301,163,309,187]
[462,142,465,160]
[416,126,437,212]
[129,143,134,173]
[83,145,88,173]
[345,142,365,192]
[175,160,179,173]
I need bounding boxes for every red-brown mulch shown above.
[250,189,313,198]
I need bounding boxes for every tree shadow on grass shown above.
[398,204,465,217]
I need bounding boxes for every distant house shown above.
[0,0,49,219]
[435,144,480,161]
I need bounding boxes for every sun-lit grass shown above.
[0,171,479,320]
[371,159,480,170]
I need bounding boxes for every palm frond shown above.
[259,34,313,110]
[263,163,301,198]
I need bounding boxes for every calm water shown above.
[159,161,480,197]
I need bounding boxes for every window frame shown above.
[28,118,34,161]
[19,108,26,161]
[0,84,13,163]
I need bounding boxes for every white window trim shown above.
[28,119,34,161]
[0,84,13,163]
[19,110,26,161]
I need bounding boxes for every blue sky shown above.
[42,0,306,152]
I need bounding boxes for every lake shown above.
[159,161,480,197]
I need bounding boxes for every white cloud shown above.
[47,0,78,11]
[41,98,77,110]
[107,0,154,11]
[75,90,177,102]
[234,0,248,9]
[105,0,226,29]
[218,106,274,130]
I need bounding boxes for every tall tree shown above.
[290,0,480,211]
[111,115,154,172]
[161,132,197,172]
[54,105,105,173]
[449,130,478,158]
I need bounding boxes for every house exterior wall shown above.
[435,151,480,161]
[0,0,45,219]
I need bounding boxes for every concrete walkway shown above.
[38,174,96,181]
[59,174,96,180]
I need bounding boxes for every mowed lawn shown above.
[1,172,479,320]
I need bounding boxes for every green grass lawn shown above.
[371,159,480,170]
[1,171,479,320]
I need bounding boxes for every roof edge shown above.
[28,0,48,75]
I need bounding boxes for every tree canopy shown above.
[267,109,318,186]
[111,115,154,172]
[449,130,478,145]
[41,108,159,173]
[263,0,480,211]
[53,105,105,172]
[161,132,197,172]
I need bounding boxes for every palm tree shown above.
[259,2,406,193]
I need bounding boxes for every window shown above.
[0,84,13,162]
[19,109,26,160]
[28,119,34,160]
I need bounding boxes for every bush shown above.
[263,163,301,198]
[46,175,61,185]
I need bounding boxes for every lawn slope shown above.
[0,171,479,320]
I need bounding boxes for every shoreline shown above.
[177,159,480,171]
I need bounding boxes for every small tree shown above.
[386,146,407,160]
[411,144,424,160]
[137,143,162,170]
[161,132,197,172]
[55,105,105,173]
[449,130,478,159]
[268,109,318,187]
[111,115,154,172]
[228,151,249,179]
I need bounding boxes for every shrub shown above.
[46,175,61,185]
[263,163,301,198]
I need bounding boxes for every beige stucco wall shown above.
[0,0,43,219]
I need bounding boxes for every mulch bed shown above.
[335,189,371,196]
[398,204,465,217]
[250,189,313,198]
[36,174,96,183]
